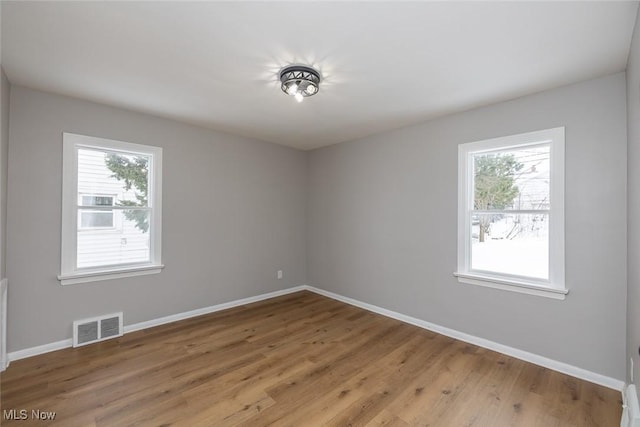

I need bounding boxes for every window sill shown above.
[58,264,164,286]
[453,272,567,300]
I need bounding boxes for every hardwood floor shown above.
[0,291,621,426]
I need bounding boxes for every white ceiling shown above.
[2,1,638,150]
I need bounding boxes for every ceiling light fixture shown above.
[279,65,321,103]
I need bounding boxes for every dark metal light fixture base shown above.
[279,65,321,102]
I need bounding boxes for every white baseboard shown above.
[7,285,307,363]
[622,384,640,427]
[123,286,307,334]
[7,338,73,362]
[5,283,626,393]
[302,285,625,391]
[1,278,8,372]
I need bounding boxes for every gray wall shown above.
[6,86,307,352]
[4,71,631,381]
[0,68,8,280]
[307,73,628,380]
[628,7,640,385]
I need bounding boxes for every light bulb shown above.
[287,83,298,95]
[305,85,317,95]
[294,92,304,103]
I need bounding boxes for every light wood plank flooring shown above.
[0,291,621,426]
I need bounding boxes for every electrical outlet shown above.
[277,270,283,279]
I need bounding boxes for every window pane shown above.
[79,210,114,228]
[78,148,150,207]
[77,209,150,269]
[471,213,549,280]
[473,145,549,211]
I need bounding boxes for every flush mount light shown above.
[279,65,321,103]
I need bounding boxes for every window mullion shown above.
[471,209,550,215]
[77,205,150,210]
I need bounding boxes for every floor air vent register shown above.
[73,312,123,347]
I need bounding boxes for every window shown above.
[78,195,115,229]
[59,133,163,285]
[455,127,566,299]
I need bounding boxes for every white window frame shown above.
[454,127,566,300]
[59,133,164,285]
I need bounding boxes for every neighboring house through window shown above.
[59,133,163,285]
[455,127,566,299]
[78,195,115,229]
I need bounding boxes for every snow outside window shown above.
[455,128,566,300]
